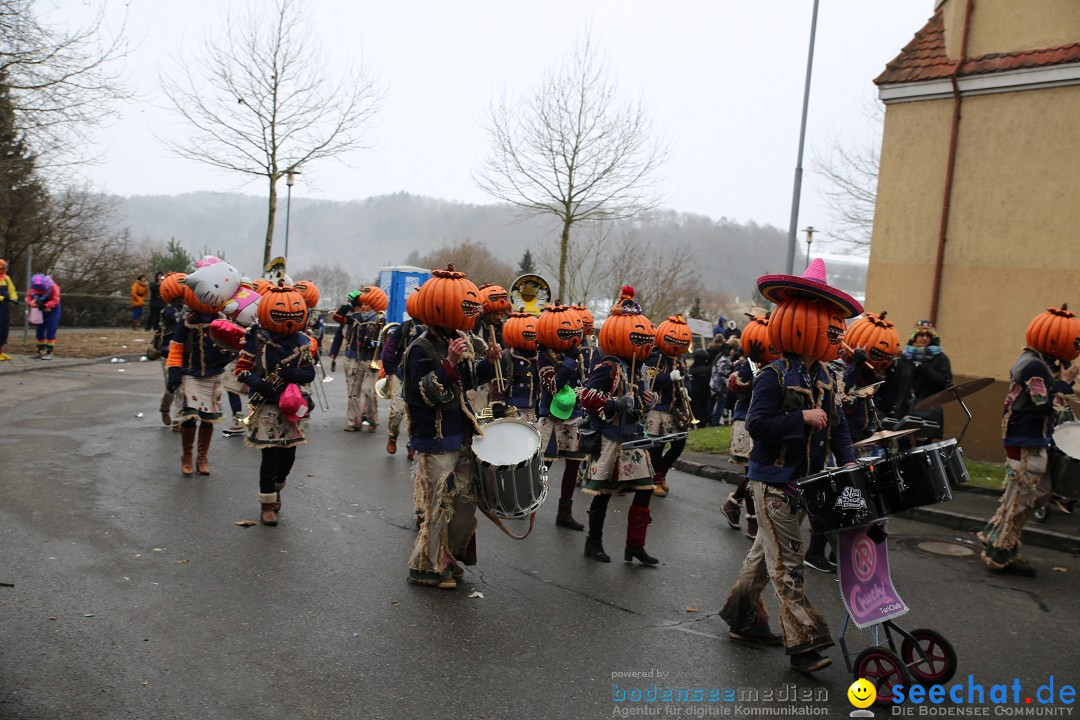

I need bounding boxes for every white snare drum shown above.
[472,417,548,520]
[1053,421,1080,460]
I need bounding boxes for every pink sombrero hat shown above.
[756,258,863,318]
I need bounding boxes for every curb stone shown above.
[673,457,1080,556]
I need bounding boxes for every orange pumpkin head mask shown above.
[757,258,862,364]
[1027,303,1080,362]
[479,283,511,317]
[502,312,538,351]
[159,272,187,304]
[740,313,779,364]
[358,285,389,313]
[292,280,320,309]
[768,298,847,363]
[845,310,902,370]
[654,315,692,357]
[537,302,584,351]
[599,286,655,362]
[571,304,595,336]
[258,286,309,334]
[412,264,482,332]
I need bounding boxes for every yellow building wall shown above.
[869,85,1080,457]
[865,99,952,329]
[943,0,1080,58]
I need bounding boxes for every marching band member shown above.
[537,303,588,531]
[644,315,695,497]
[235,286,317,526]
[381,311,423,458]
[980,304,1080,576]
[578,287,660,564]
[496,312,540,421]
[330,289,384,432]
[719,259,860,674]
[403,266,500,590]
[166,283,233,476]
[723,313,778,538]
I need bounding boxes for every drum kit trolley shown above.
[795,378,995,705]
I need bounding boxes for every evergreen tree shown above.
[517,249,535,275]
[149,237,195,273]
[689,296,703,319]
[0,73,48,288]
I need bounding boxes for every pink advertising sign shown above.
[837,524,909,629]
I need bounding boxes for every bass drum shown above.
[472,417,548,521]
[797,463,886,533]
[872,443,955,515]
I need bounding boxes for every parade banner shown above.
[685,317,714,338]
[837,524,908,629]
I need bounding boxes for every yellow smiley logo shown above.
[848,678,876,709]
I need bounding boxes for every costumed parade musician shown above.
[719,259,861,674]
[722,312,779,538]
[493,311,541,423]
[330,286,387,433]
[536,302,589,532]
[979,303,1080,576]
[644,315,695,498]
[403,265,500,590]
[165,258,245,477]
[230,285,319,526]
[578,286,661,565]
[838,311,902,445]
[380,288,424,459]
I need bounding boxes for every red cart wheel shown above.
[854,646,912,707]
[900,628,958,684]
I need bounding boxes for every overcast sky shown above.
[59,0,933,252]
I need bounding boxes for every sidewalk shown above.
[674,450,1080,555]
[0,351,147,375]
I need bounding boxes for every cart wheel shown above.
[854,647,912,707]
[1034,505,1049,523]
[900,628,958,684]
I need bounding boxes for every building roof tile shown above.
[875,10,1080,86]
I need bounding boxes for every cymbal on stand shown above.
[851,427,920,448]
[914,377,995,411]
[850,381,884,398]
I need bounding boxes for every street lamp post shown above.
[803,226,815,267]
[284,168,300,259]
[784,0,821,274]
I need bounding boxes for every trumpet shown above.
[369,320,398,371]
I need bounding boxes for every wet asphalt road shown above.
[1,362,1078,720]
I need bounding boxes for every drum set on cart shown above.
[796,378,996,706]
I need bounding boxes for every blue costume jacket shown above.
[1002,349,1074,448]
[747,354,856,486]
[403,327,496,453]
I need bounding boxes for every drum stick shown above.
[842,340,873,370]
[489,325,506,392]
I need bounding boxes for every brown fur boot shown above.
[180,425,196,476]
[273,480,286,512]
[259,493,279,525]
[196,423,214,475]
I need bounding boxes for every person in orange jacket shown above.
[130,274,149,330]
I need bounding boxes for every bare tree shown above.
[292,262,355,310]
[604,229,701,321]
[535,220,615,305]
[0,0,130,166]
[813,100,883,251]
[475,31,667,300]
[37,185,140,294]
[416,239,515,290]
[160,0,382,268]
